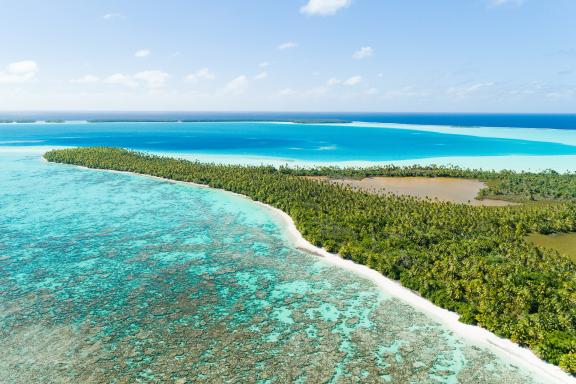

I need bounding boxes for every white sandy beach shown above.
[37,152,575,384]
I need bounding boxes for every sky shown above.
[0,0,575,112]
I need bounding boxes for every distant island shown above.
[0,118,352,124]
[86,118,352,124]
[44,147,576,375]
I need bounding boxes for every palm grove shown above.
[44,147,576,374]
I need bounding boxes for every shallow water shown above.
[0,152,545,383]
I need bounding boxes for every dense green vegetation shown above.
[45,147,576,375]
[280,165,576,202]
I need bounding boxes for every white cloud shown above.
[300,0,351,16]
[447,82,494,97]
[489,0,524,6]
[326,75,362,87]
[380,86,431,99]
[259,62,270,68]
[133,70,170,88]
[71,75,100,84]
[277,41,299,50]
[100,71,171,88]
[103,13,125,21]
[7,61,38,74]
[343,75,362,86]
[327,78,341,86]
[254,72,268,80]
[352,46,374,60]
[278,88,297,96]
[185,68,216,83]
[104,73,137,87]
[327,75,362,86]
[224,75,249,95]
[135,49,151,58]
[0,60,39,84]
[367,88,379,95]
[305,86,328,96]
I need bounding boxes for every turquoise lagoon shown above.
[3,120,576,172]
[2,121,576,163]
[0,150,550,383]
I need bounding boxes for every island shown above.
[44,146,576,376]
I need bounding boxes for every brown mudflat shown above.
[307,176,514,206]
[526,232,576,262]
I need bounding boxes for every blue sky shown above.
[0,0,575,112]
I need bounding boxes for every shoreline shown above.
[41,155,576,384]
